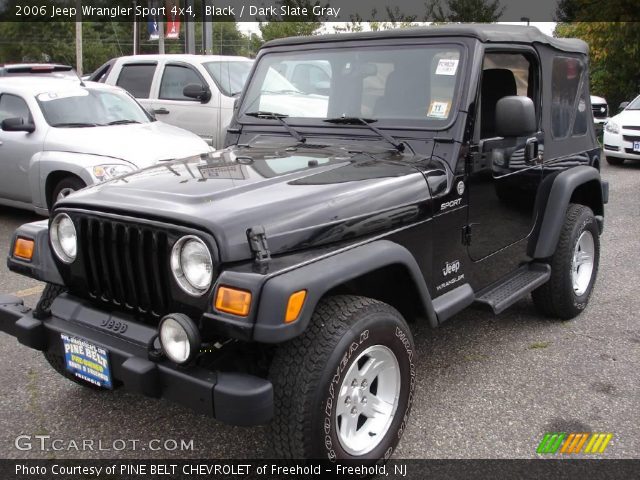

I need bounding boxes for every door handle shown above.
[153,108,170,115]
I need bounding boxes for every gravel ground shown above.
[0,160,638,460]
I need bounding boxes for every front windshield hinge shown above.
[247,225,271,264]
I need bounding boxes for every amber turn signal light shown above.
[215,286,252,317]
[13,237,35,261]
[285,290,307,324]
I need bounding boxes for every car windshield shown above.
[240,44,463,127]
[204,61,253,96]
[626,95,640,110]
[36,87,151,127]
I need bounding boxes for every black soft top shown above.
[263,24,588,55]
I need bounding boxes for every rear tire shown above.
[268,295,416,461]
[605,156,624,166]
[532,204,600,319]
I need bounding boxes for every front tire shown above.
[51,176,86,208]
[268,295,416,461]
[532,203,600,319]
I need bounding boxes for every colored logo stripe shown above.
[537,433,613,454]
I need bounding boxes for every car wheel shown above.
[605,156,624,166]
[268,295,416,461]
[532,203,600,319]
[51,176,86,207]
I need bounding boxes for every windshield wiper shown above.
[323,116,405,153]
[51,122,99,128]
[245,111,306,143]
[107,119,141,125]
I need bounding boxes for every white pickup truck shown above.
[90,54,253,148]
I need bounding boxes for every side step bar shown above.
[474,263,551,314]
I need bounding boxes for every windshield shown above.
[626,95,640,110]
[240,45,463,126]
[204,61,253,96]
[36,88,151,127]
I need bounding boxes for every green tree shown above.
[259,21,321,42]
[429,0,504,22]
[555,22,640,111]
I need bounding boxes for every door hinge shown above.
[462,224,473,246]
[247,225,271,264]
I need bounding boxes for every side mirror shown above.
[495,96,536,137]
[1,117,35,133]
[618,101,629,112]
[183,83,211,103]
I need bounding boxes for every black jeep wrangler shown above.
[1,25,607,461]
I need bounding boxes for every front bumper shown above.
[0,293,273,426]
[603,130,640,160]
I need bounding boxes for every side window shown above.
[116,63,156,98]
[479,53,537,139]
[0,94,31,123]
[551,56,585,138]
[573,91,588,136]
[159,64,204,101]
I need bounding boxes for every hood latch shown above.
[247,226,271,264]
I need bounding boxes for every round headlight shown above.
[170,236,214,296]
[50,213,77,263]
[158,314,201,364]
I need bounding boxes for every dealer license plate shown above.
[633,141,640,153]
[61,334,112,389]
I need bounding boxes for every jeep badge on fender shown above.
[0,25,606,463]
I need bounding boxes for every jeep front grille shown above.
[77,216,172,317]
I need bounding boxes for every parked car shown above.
[0,63,79,79]
[90,54,253,148]
[602,94,640,165]
[0,77,210,214]
[590,95,609,125]
[1,25,607,462]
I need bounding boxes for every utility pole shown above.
[184,0,195,53]
[202,0,213,54]
[133,0,139,54]
[75,0,82,75]
[158,20,165,53]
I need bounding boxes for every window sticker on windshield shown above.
[427,100,451,118]
[435,58,459,76]
[37,90,89,101]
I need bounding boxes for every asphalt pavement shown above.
[0,160,638,459]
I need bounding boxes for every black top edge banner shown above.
[3,459,640,480]
[0,0,639,22]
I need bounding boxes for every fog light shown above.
[13,237,35,261]
[158,314,201,364]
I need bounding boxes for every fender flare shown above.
[252,240,437,343]
[530,165,604,259]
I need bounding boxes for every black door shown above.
[467,52,543,261]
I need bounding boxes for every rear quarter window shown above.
[551,56,585,138]
[116,63,156,98]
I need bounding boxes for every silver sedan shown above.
[0,77,210,215]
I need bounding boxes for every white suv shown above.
[91,54,253,148]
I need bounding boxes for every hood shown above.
[43,121,210,168]
[59,138,439,262]
[610,109,640,126]
[590,95,607,104]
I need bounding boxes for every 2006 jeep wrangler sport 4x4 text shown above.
[1,25,608,461]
